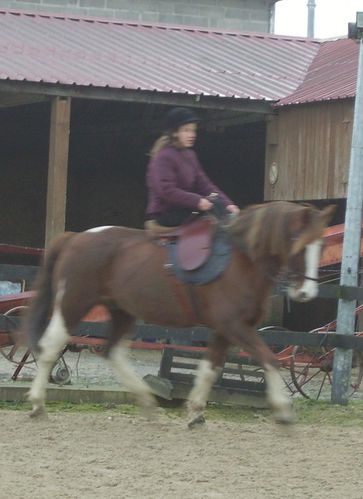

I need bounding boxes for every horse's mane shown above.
[227,201,325,263]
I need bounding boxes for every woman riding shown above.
[146,107,240,227]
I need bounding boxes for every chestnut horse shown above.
[26,201,333,425]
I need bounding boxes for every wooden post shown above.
[45,96,71,247]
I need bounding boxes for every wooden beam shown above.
[0,92,48,108]
[0,81,273,114]
[204,112,267,131]
[45,96,71,247]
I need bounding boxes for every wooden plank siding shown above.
[264,100,354,201]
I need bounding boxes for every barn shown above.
[0,9,359,329]
[0,9,358,245]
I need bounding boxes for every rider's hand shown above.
[226,204,240,215]
[198,198,214,211]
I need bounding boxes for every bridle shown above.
[285,235,324,284]
[285,270,319,283]
[268,268,319,293]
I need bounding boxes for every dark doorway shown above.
[0,99,266,246]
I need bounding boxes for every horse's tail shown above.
[25,232,75,352]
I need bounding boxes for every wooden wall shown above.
[264,100,354,201]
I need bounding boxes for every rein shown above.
[267,269,320,286]
[271,269,320,314]
[285,270,319,282]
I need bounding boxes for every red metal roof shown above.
[276,38,359,106]
[0,10,359,106]
[0,9,322,102]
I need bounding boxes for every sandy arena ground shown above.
[1,409,363,499]
[1,348,363,498]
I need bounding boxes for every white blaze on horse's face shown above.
[288,239,322,302]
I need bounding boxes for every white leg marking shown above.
[188,359,220,414]
[28,284,70,416]
[265,364,292,424]
[109,340,155,408]
[289,239,322,301]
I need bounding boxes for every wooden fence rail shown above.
[2,315,363,352]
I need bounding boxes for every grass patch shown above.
[292,399,363,426]
[205,403,269,424]
[1,399,363,426]
[204,400,363,426]
[0,400,139,415]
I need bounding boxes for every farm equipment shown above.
[153,318,363,403]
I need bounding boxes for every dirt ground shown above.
[1,409,363,499]
[2,348,363,498]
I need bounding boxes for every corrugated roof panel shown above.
[0,9,323,102]
[276,38,359,106]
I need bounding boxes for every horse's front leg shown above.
[187,335,229,428]
[228,320,293,424]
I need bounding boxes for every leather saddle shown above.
[145,216,215,271]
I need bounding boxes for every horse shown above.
[25,201,334,426]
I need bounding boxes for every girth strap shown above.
[164,262,201,325]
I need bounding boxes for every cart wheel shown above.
[351,349,363,393]
[0,306,36,365]
[90,344,107,356]
[289,345,334,400]
[258,325,290,353]
[290,344,363,400]
[52,363,71,385]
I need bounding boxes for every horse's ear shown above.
[289,205,315,255]
[290,204,323,255]
[290,204,336,255]
[300,205,313,227]
[294,204,336,232]
[289,206,311,236]
[319,204,337,224]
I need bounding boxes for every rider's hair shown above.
[149,132,183,158]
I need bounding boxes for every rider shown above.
[146,107,240,227]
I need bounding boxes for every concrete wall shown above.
[0,0,278,32]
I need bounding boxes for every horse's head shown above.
[284,204,336,302]
[228,202,336,302]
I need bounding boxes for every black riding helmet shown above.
[165,107,201,132]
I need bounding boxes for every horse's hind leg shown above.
[187,336,229,428]
[28,306,70,418]
[106,309,157,414]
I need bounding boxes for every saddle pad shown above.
[166,229,231,285]
[177,217,214,271]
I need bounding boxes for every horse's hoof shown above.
[140,402,159,421]
[29,406,47,419]
[275,412,295,425]
[188,414,206,429]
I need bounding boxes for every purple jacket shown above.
[146,146,233,215]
